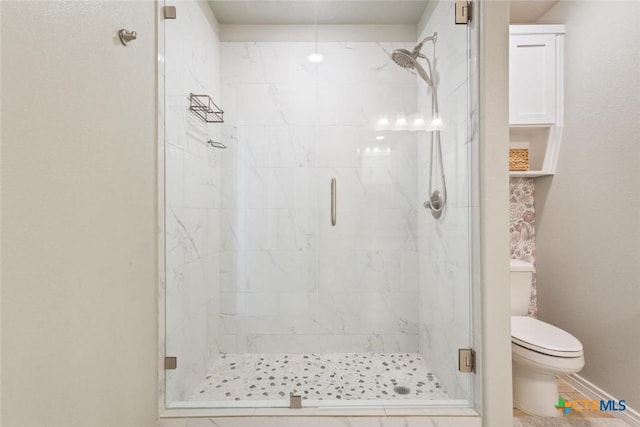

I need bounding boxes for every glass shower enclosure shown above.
[161,0,478,411]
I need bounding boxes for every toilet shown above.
[510,259,585,417]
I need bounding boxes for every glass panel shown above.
[164,0,476,409]
[414,2,474,402]
[162,0,227,405]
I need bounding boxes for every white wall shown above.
[535,0,640,410]
[1,1,157,426]
[0,1,3,419]
[0,0,2,416]
[218,39,420,353]
[477,1,513,425]
[163,0,223,402]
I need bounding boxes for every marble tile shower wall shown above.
[164,1,223,402]
[219,41,420,354]
[416,1,474,400]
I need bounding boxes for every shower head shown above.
[390,48,416,69]
[391,48,434,88]
[391,32,437,87]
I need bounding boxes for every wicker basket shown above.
[509,148,529,171]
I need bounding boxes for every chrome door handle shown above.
[331,177,336,226]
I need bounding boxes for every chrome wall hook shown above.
[118,29,137,46]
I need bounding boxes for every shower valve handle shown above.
[424,190,444,218]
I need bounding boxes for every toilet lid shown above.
[511,316,583,357]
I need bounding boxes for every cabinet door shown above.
[509,34,557,125]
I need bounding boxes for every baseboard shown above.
[563,373,640,426]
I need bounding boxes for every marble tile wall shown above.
[509,177,537,317]
[416,1,474,400]
[164,0,223,402]
[219,40,420,354]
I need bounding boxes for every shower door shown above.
[162,0,477,409]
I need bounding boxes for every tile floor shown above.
[513,377,615,419]
[189,352,449,402]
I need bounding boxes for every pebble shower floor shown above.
[189,352,449,402]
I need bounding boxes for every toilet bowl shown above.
[510,260,585,417]
[512,315,584,416]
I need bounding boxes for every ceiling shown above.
[207,1,431,25]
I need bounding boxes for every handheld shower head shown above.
[391,48,434,88]
[391,32,437,87]
[390,48,416,69]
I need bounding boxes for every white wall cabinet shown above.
[509,25,565,176]
[509,33,557,125]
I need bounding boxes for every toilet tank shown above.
[510,259,534,315]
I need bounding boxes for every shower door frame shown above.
[157,1,490,425]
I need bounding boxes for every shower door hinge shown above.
[164,356,177,370]
[455,1,471,25]
[458,349,475,373]
[163,6,177,20]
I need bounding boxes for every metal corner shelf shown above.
[189,93,224,123]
